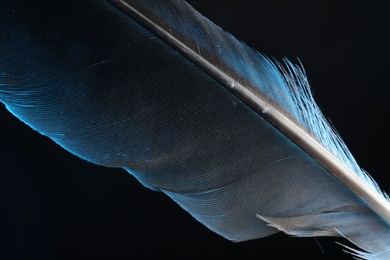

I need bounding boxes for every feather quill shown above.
[1,0,389,258]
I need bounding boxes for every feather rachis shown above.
[110,0,390,223]
[109,0,390,257]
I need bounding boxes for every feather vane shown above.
[1,0,389,258]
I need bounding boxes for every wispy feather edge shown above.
[271,58,389,200]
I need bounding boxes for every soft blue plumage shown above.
[1,0,389,259]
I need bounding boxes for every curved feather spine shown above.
[109,0,390,225]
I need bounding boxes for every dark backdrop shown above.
[1,1,389,259]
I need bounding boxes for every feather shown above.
[1,0,389,259]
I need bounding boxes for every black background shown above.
[1,1,389,259]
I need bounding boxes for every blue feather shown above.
[1,0,389,259]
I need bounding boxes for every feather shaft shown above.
[110,0,390,226]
